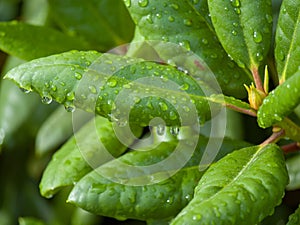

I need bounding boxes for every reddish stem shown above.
[260,129,285,146]
[225,104,257,117]
[281,142,300,153]
[251,67,264,93]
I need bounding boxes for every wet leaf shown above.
[5,50,217,127]
[39,116,141,198]
[208,0,272,70]
[171,144,288,225]
[275,0,300,83]
[48,0,134,51]
[257,70,300,128]
[0,21,89,60]
[126,0,252,98]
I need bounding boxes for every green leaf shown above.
[35,107,90,156]
[275,0,300,83]
[287,204,300,225]
[48,0,134,51]
[0,21,90,60]
[171,144,288,225]
[189,0,212,27]
[67,133,250,221]
[125,0,252,98]
[39,116,142,198]
[286,154,300,191]
[208,0,272,70]
[257,71,300,128]
[5,50,217,127]
[18,217,46,225]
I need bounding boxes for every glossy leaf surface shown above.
[0,21,89,60]
[5,51,217,127]
[208,0,272,70]
[126,0,252,98]
[257,70,300,128]
[39,116,141,198]
[275,0,300,83]
[48,0,134,51]
[171,144,288,225]
[67,134,250,221]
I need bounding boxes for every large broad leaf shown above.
[48,0,134,51]
[208,0,272,71]
[0,21,90,60]
[275,0,300,83]
[5,50,218,127]
[257,70,300,128]
[171,144,288,225]
[39,116,142,198]
[125,0,252,98]
[67,134,250,222]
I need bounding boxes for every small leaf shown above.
[48,0,134,50]
[286,154,300,191]
[171,144,288,225]
[67,134,250,221]
[287,204,300,225]
[35,107,90,156]
[126,0,252,98]
[208,0,272,70]
[275,0,300,83]
[39,116,141,198]
[0,21,90,60]
[5,51,216,127]
[257,70,300,128]
[18,217,46,225]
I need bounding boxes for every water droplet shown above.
[66,91,75,101]
[183,106,190,112]
[231,30,237,36]
[107,79,117,87]
[170,126,180,135]
[274,114,282,122]
[234,8,241,14]
[162,36,169,42]
[210,53,218,59]
[20,87,31,94]
[134,97,141,104]
[184,19,192,26]
[277,51,285,61]
[169,111,178,121]
[170,3,179,10]
[265,14,272,23]
[117,117,128,127]
[124,0,131,7]
[65,103,76,112]
[44,82,50,88]
[60,81,66,86]
[201,38,208,45]
[230,0,240,7]
[224,6,229,11]
[138,0,148,7]
[51,84,57,92]
[256,52,264,61]
[253,31,263,43]
[232,22,238,27]
[156,13,162,19]
[236,60,245,68]
[179,40,191,51]
[75,72,82,80]
[146,14,153,24]
[41,96,52,104]
[168,16,175,22]
[159,102,168,111]
[89,85,97,94]
[156,124,165,136]
[192,214,202,221]
[180,83,189,91]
